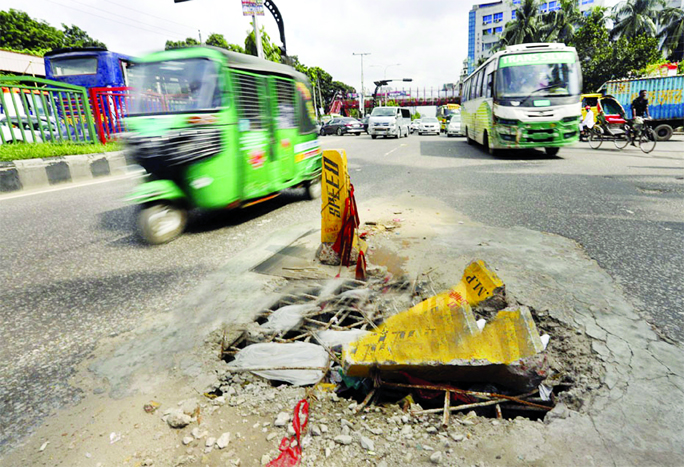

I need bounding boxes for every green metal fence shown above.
[0,76,97,145]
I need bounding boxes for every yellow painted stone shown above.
[321,149,349,243]
[343,261,543,377]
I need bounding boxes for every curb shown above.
[0,151,134,194]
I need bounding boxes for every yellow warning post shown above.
[321,149,349,243]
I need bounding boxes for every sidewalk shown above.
[2,195,682,467]
[0,151,131,193]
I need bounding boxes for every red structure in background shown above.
[330,92,461,116]
[88,86,131,144]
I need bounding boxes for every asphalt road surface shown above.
[1,132,682,454]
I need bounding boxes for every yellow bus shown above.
[436,103,460,133]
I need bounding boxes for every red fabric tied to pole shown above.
[355,250,367,281]
[266,399,310,467]
[332,184,360,267]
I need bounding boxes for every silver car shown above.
[418,117,440,135]
[446,113,463,137]
[410,119,421,133]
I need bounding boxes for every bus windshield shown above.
[129,58,221,115]
[495,52,580,99]
[50,57,98,76]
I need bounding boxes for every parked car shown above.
[0,117,43,144]
[319,117,364,136]
[418,117,440,135]
[446,113,463,137]
[410,119,421,133]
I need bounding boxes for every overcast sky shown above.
[6,0,620,94]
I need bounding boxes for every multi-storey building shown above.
[466,0,605,75]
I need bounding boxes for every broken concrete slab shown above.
[342,261,545,390]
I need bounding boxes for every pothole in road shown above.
[219,256,600,423]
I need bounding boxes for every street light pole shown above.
[352,52,370,117]
[383,63,400,105]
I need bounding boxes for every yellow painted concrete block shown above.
[449,259,504,307]
[321,149,349,243]
[342,261,543,378]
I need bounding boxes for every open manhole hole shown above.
[219,262,597,423]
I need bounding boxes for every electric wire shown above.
[58,0,194,37]
[106,0,199,31]
[40,0,191,39]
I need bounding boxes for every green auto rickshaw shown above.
[125,46,322,244]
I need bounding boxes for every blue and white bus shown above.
[461,43,582,156]
[44,47,135,89]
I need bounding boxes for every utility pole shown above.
[198,29,202,44]
[352,52,370,117]
[253,13,263,59]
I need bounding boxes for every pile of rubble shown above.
[156,255,592,465]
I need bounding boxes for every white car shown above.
[410,119,421,133]
[446,113,463,137]
[418,117,440,135]
[0,118,43,144]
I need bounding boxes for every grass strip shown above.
[0,142,123,162]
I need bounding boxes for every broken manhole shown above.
[219,257,599,425]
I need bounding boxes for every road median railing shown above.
[0,76,97,145]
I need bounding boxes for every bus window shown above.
[51,56,98,76]
[120,59,136,87]
[473,72,482,99]
[484,60,496,98]
[484,73,493,98]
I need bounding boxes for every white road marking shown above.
[384,144,407,157]
[0,168,145,201]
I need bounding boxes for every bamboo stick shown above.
[442,390,451,427]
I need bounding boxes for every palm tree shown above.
[498,0,541,48]
[657,7,684,61]
[610,0,665,41]
[538,0,584,43]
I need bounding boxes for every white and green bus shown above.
[461,43,582,156]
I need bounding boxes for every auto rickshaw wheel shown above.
[138,202,187,245]
[304,177,322,200]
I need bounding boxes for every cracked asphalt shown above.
[1,133,683,458]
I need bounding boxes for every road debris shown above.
[265,399,309,467]
[227,342,329,386]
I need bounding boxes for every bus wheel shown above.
[484,131,498,156]
[466,128,473,145]
[545,147,560,156]
[138,202,187,245]
[304,177,322,200]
